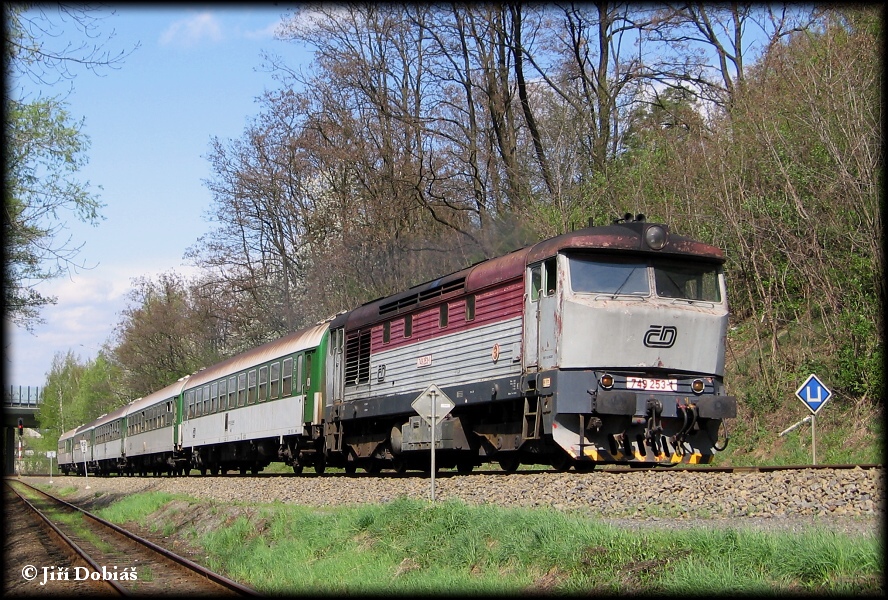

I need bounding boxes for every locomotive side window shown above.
[568,256,649,296]
[439,303,448,328]
[653,261,722,302]
[404,314,413,338]
[543,258,557,296]
[530,265,542,301]
[465,295,475,321]
[383,321,391,343]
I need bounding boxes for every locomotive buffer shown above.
[412,384,455,501]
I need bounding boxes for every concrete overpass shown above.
[4,386,42,474]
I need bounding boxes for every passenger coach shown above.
[181,322,330,475]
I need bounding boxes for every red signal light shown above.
[18,418,24,436]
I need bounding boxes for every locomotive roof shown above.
[183,321,330,390]
[338,221,725,330]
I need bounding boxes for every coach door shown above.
[524,257,558,371]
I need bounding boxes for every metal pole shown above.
[811,413,816,466]
[430,389,436,501]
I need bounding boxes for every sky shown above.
[6,5,312,389]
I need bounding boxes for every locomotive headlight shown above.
[645,225,667,250]
[691,379,705,394]
[600,374,614,389]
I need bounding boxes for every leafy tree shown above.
[4,4,133,329]
[112,272,226,396]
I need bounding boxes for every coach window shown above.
[203,385,211,414]
[238,373,247,407]
[141,411,146,432]
[218,379,227,411]
[211,382,218,413]
[404,314,413,338]
[248,369,257,404]
[270,362,280,400]
[383,321,390,344]
[439,303,448,328]
[258,366,268,402]
[228,376,237,409]
[282,358,293,396]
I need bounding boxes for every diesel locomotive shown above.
[59,216,736,476]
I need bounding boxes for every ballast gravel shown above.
[29,466,882,538]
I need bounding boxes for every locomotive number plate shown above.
[627,377,678,392]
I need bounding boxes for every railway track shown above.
[5,479,260,597]
[30,462,882,479]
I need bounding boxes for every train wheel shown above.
[456,461,475,474]
[239,466,248,475]
[392,458,407,474]
[573,461,596,472]
[211,466,219,475]
[314,458,326,474]
[365,460,381,474]
[344,450,358,475]
[292,465,303,474]
[551,449,572,472]
[498,455,520,473]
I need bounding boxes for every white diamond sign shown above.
[412,384,455,426]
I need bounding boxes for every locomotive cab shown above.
[523,219,736,465]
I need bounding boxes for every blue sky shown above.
[6,6,311,388]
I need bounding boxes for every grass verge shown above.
[97,494,881,596]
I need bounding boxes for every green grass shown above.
[100,495,880,596]
[95,491,186,528]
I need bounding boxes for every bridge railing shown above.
[5,386,41,407]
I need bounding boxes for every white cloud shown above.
[159,12,224,47]
[5,264,202,387]
[241,20,281,41]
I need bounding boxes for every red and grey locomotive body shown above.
[323,216,736,471]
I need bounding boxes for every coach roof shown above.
[183,322,329,391]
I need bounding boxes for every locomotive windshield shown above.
[568,256,649,296]
[568,255,722,302]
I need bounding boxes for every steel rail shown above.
[7,479,261,597]
[7,481,128,596]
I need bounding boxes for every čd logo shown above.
[643,325,677,348]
